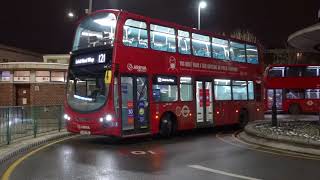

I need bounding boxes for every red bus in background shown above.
[265,64,320,114]
[64,9,264,138]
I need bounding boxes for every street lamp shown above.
[67,12,75,18]
[198,1,207,30]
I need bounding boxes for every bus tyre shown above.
[239,110,249,129]
[159,115,173,138]
[289,104,301,115]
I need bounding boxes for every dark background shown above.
[0,0,319,54]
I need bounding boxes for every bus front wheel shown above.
[289,104,301,115]
[159,114,173,137]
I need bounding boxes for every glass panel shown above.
[304,66,319,77]
[268,67,285,78]
[150,24,176,52]
[180,77,193,101]
[121,77,134,130]
[267,89,283,109]
[51,72,65,82]
[192,33,211,57]
[0,71,11,81]
[152,85,178,102]
[196,81,204,122]
[286,67,303,77]
[246,45,259,64]
[248,81,254,100]
[14,71,30,82]
[205,82,213,123]
[113,77,119,118]
[212,37,229,60]
[286,89,304,99]
[67,65,108,112]
[305,89,320,99]
[232,80,248,100]
[230,41,246,62]
[124,19,147,29]
[123,19,148,48]
[136,77,148,128]
[73,13,117,51]
[178,30,191,55]
[214,79,231,100]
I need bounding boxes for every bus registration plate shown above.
[80,130,91,135]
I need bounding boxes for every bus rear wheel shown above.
[289,104,301,115]
[238,110,249,129]
[159,114,173,138]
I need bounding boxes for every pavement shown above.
[239,114,320,156]
[0,130,72,165]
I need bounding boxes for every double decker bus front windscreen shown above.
[67,52,111,112]
[72,12,117,51]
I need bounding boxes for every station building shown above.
[0,44,69,106]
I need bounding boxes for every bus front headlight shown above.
[105,114,113,122]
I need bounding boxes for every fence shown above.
[0,105,65,146]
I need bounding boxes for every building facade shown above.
[0,44,70,107]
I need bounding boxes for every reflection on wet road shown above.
[3,126,320,180]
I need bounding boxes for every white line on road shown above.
[188,165,263,180]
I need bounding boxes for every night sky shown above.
[0,0,319,54]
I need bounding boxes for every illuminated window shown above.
[0,71,11,81]
[123,19,148,48]
[230,41,246,63]
[192,33,211,58]
[246,45,259,64]
[51,72,65,82]
[268,67,285,78]
[248,81,254,100]
[150,24,176,52]
[214,79,231,100]
[305,89,320,99]
[36,71,50,82]
[14,71,30,82]
[178,30,191,55]
[232,80,248,100]
[304,66,319,77]
[212,37,229,60]
[286,89,304,99]
[180,77,193,101]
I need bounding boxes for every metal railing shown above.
[0,105,65,146]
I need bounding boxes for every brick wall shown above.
[30,84,66,106]
[0,84,14,106]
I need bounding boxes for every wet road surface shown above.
[2,125,320,180]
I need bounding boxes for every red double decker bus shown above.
[265,64,320,114]
[65,9,264,137]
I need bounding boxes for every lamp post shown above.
[88,0,93,14]
[198,1,207,30]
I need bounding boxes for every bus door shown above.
[120,76,149,135]
[195,80,214,126]
[267,89,283,110]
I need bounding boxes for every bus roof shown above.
[80,9,259,47]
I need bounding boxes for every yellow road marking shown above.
[216,132,320,161]
[1,135,78,180]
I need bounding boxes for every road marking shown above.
[131,150,157,155]
[216,132,320,161]
[1,135,78,180]
[189,165,262,180]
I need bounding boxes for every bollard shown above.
[32,106,38,138]
[271,89,278,127]
[58,106,62,132]
[6,108,11,145]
